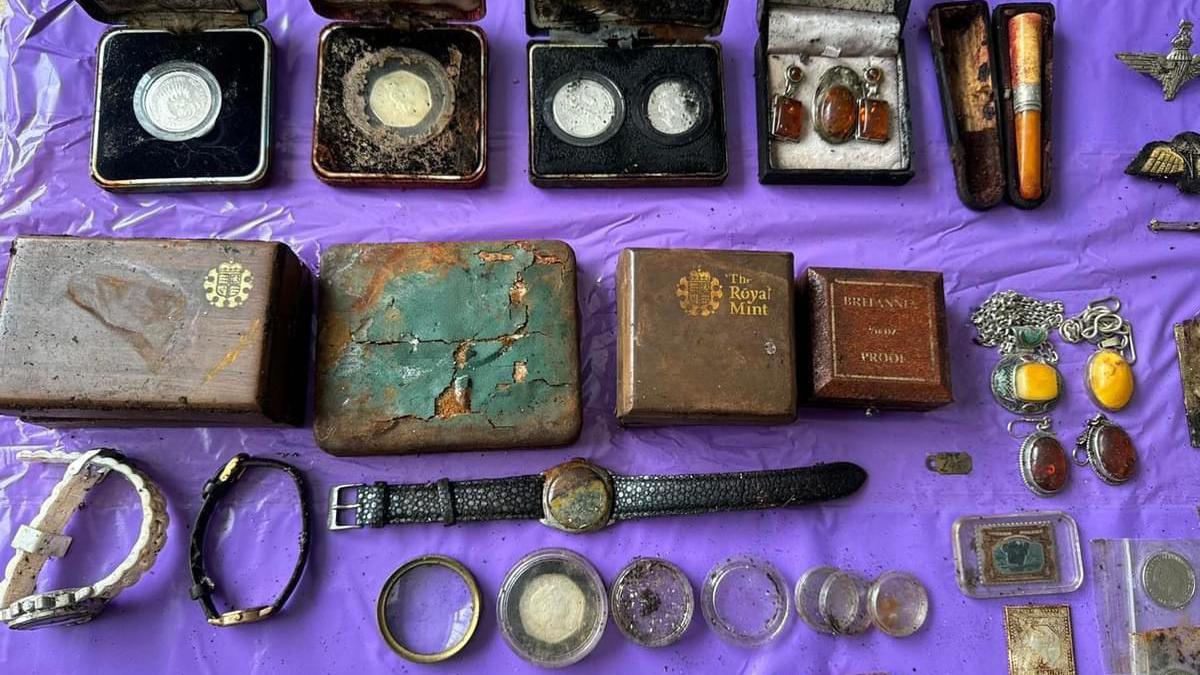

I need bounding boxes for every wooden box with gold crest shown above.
[616,248,796,426]
[526,0,730,187]
[0,236,311,427]
[311,0,487,187]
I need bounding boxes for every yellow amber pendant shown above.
[1086,349,1134,411]
[1014,362,1060,402]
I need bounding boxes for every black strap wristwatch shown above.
[328,459,867,534]
[188,454,311,626]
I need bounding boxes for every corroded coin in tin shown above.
[645,79,703,137]
[545,73,623,146]
[133,61,222,142]
[1142,550,1197,610]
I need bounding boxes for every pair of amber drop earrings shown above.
[770,61,891,145]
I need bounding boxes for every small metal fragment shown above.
[1174,314,1200,448]
[926,452,973,475]
[1151,219,1200,232]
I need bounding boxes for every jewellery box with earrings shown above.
[802,267,953,411]
[928,2,1055,209]
[755,0,914,185]
[526,0,729,187]
[80,0,273,192]
[311,0,487,187]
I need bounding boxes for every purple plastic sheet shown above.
[0,0,1196,672]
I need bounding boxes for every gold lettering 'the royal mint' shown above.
[727,273,772,317]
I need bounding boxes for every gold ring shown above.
[376,555,481,663]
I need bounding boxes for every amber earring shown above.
[771,64,807,142]
[1008,417,1068,497]
[857,65,891,143]
[1073,414,1137,485]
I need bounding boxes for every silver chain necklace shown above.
[971,291,1136,364]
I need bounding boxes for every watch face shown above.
[541,460,613,533]
[8,596,105,630]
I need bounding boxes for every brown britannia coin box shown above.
[0,236,311,426]
[803,267,952,411]
[314,240,581,455]
[526,0,729,187]
[617,248,796,426]
[927,2,1054,209]
[311,0,487,187]
[81,0,273,192]
[755,0,915,185]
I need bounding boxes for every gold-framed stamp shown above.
[1004,605,1076,675]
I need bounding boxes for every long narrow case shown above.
[81,0,274,191]
[927,2,1055,209]
[311,0,487,187]
[0,237,312,426]
[756,0,915,185]
[526,0,730,187]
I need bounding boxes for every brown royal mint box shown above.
[314,240,581,455]
[0,236,312,426]
[616,248,796,425]
[803,267,952,410]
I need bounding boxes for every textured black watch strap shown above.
[611,462,867,521]
[356,475,544,528]
[189,454,311,625]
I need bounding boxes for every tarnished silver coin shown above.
[1141,550,1197,610]
[546,73,623,147]
[645,79,703,137]
[134,61,222,142]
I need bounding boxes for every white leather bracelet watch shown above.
[0,449,169,630]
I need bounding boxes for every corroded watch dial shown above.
[541,459,614,533]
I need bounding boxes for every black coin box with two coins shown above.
[81,0,274,192]
[310,0,488,187]
[526,0,731,187]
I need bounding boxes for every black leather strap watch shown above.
[188,454,311,627]
[328,459,867,534]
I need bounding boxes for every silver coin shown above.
[133,61,222,142]
[1141,550,1197,610]
[551,76,619,141]
[645,79,703,136]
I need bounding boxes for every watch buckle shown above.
[209,605,274,627]
[327,484,364,531]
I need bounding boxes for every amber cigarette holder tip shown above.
[1009,12,1043,201]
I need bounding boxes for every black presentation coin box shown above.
[82,0,273,192]
[311,0,487,187]
[526,0,730,187]
[755,0,915,185]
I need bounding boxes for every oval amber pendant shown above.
[1086,349,1134,412]
[1019,433,1069,496]
[813,66,863,145]
[1081,414,1137,485]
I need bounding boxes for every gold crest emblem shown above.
[677,268,723,316]
[204,261,253,309]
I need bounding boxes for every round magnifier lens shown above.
[611,557,694,647]
[133,61,222,142]
[701,556,790,647]
[644,78,706,140]
[545,73,624,147]
[498,548,607,668]
[377,555,481,663]
[868,571,929,638]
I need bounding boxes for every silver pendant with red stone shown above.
[1074,413,1137,485]
[1010,417,1069,497]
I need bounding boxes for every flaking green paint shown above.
[315,240,581,454]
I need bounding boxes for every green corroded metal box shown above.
[315,240,582,455]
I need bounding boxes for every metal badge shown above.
[977,522,1060,586]
[926,452,973,475]
[1003,605,1077,675]
[1116,20,1200,102]
[1175,314,1200,448]
[1127,131,1200,194]
[1141,550,1197,610]
[133,61,222,143]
